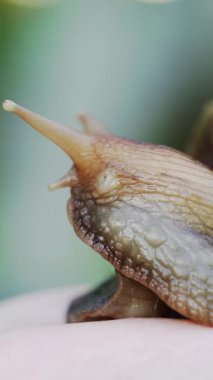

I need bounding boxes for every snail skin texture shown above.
[3,99,213,326]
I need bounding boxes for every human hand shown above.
[0,286,212,380]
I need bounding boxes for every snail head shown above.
[2,101,146,247]
[3,100,213,269]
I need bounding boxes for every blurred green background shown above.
[0,0,213,298]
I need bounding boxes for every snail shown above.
[2,99,213,326]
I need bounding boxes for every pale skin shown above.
[0,286,212,380]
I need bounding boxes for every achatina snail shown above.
[3,99,213,326]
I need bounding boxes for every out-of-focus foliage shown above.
[137,0,176,3]
[5,0,60,6]
[0,0,213,298]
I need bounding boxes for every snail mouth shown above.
[66,196,74,228]
[66,190,110,258]
[66,187,95,231]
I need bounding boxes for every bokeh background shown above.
[0,0,213,298]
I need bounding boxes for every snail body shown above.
[3,100,213,326]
